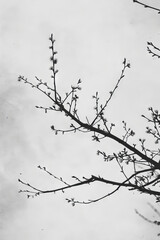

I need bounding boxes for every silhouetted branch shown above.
[133,0,160,13]
[18,168,160,205]
[147,42,160,59]
[135,203,160,236]
[18,32,160,205]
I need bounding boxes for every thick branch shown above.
[56,103,159,169]
[92,175,160,196]
[133,0,160,13]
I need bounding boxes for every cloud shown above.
[0,174,25,229]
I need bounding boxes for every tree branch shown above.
[133,0,160,13]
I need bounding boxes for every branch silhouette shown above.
[133,0,160,13]
[18,32,160,205]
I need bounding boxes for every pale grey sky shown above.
[0,0,160,240]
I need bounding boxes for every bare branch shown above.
[18,32,160,205]
[133,0,160,13]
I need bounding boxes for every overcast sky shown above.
[0,0,160,240]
